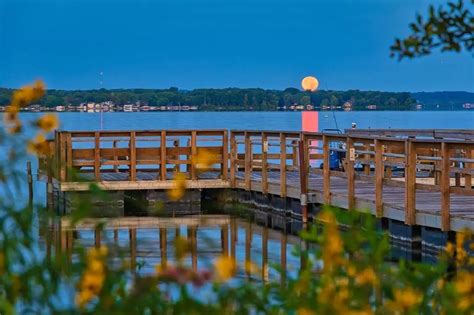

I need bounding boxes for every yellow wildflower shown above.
[81,272,105,294]
[75,288,95,308]
[36,113,58,132]
[454,271,473,295]
[390,288,423,310]
[355,268,377,286]
[174,236,191,262]
[244,260,259,275]
[193,149,219,172]
[87,246,108,260]
[27,134,51,156]
[214,255,236,282]
[10,80,45,108]
[297,308,316,315]
[167,172,187,201]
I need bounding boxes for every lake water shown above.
[15,110,474,132]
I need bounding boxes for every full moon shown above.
[301,76,319,92]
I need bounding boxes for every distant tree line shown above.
[0,87,418,110]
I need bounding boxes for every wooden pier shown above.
[39,128,474,233]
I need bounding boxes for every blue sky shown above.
[0,0,472,91]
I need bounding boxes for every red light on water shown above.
[302,111,318,132]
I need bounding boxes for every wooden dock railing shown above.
[40,129,474,232]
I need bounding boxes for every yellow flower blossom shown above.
[36,113,58,132]
[355,268,377,286]
[244,260,259,275]
[27,134,51,156]
[193,149,219,172]
[454,271,473,295]
[167,172,187,201]
[389,288,423,311]
[214,255,236,282]
[297,307,316,315]
[174,236,191,262]
[10,80,45,108]
[75,288,95,308]
[76,246,107,308]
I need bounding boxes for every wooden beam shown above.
[94,132,100,181]
[441,142,451,231]
[222,130,229,181]
[244,132,252,191]
[280,133,287,198]
[323,135,330,204]
[161,131,167,180]
[346,137,355,210]
[262,132,268,194]
[230,132,237,188]
[404,140,416,225]
[374,139,384,217]
[191,131,197,180]
[130,131,137,181]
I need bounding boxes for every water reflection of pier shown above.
[41,215,302,281]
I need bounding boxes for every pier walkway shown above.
[39,129,474,232]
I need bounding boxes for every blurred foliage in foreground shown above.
[391,0,473,59]
[1,82,473,314]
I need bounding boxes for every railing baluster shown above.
[323,135,330,204]
[244,132,251,191]
[441,142,451,231]
[262,132,268,194]
[130,131,137,181]
[280,133,287,198]
[160,131,167,180]
[404,140,416,225]
[346,136,355,210]
[94,132,100,181]
[230,131,237,188]
[191,131,197,180]
[375,139,384,217]
[222,130,229,181]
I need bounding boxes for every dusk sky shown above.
[1,0,473,92]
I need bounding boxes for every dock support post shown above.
[244,132,252,191]
[160,131,167,180]
[222,129,229,181]
[441,142,451,231]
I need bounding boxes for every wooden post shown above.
[94,132,100,181]
[280,133,287,197]
[374,139,384,217]
[191,131,197,180]
[262,132,268,194]
[298,139,308,223]
[59,132,67,181]
[441,142,451,231]
[222,130,229,180]
[230,132,237,188]
[291,140,298,168]
[27,161,33,207]
[129,228,137,272]
[114,229,119,242]
[466,149,473,189]
[65,132,72,181]
[160,131,167,181]
[130,131,137,181]
[173,139,179,172]
[364,142,371,175]
[244,132,252,191]
[346,137,355,210]
[404,140,416,225]
[113,140,119,173]
[323,135,330,204]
